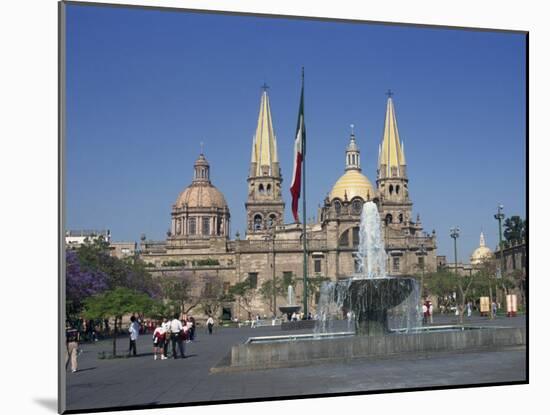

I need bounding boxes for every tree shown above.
[157,271,200,318]
[76,238,159,297]
[229,277,256,319]
[66,250,108,318]
[83,288,154,356]
[198,275,233,318]
[259,277,283,316]
[503,216,526,246]
[424,270,477,323]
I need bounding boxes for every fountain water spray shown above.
[316,201,421,336]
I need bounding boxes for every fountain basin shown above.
[324,276,420,336]
[211,326,525,373]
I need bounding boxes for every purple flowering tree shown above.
[66,250,108,317]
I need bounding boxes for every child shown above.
[152,322,167,360]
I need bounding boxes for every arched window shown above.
[189,217,197,235]
[334,200,342,215]
[399,213,403,223]
[389,185,394,195]
[259,184,264,194]
[266,184,272,195]
[396,185,400,194]
[339,229,349,247]
[267,214,276,229]
[385,214,393,225]
[352,199,363,215]
[352,227,360,247]
[202,217,210,235]
[254,214,263,231]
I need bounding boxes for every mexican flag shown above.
[290,70,306,223]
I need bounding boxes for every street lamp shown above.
[263,230,277,317]
[418,243,427,302]
[450,226,460,275]
[494,204,505,278]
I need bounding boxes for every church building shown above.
[140,88,437,320]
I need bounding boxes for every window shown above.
[223,281,230,294]
[396,185,400,194]
[389,185,394,195]
[283,272,293,287]
[267,214,276,229]
[339,230,349,247]
[254,214,263,231]
[399,213,403,223]
[352,199,363,215]
[352,227,360,247]
[267,184,272,194]
[334,200,342,215]
[259,184,264,194]
[189,218,196,235]
[392,257,400,272]
[418,256,425,268]
[314,259,321,273]
[202,217,210,235]
[385,214,393,225]
[248,273,258,288]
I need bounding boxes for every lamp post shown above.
[418,243,427,302]
[450,226,460,275]
[263,230,277,317]
[494,204,505,278]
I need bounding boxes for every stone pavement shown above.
[65,315,527,412]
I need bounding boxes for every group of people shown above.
[148,314,198,360]
[422,301,434,324]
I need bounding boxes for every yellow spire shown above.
[379,95,406,176]
[250,89,278,176]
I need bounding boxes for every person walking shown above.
[128,316,140,357]
[206,316,214,335]
[66,322,80,373]
[169,315,185,359]
[428,302,434,324]
[492,301,498,318]
[467,302,472,318]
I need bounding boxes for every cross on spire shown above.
[350,123,355,136]
[261,82,270,92]
[386,89,394,98]
[200,141,204,154]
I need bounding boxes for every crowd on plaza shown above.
[65,313,217,372]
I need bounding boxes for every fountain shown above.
[212,203,525,373]
[317,201,421,336]
[278,285,301,321]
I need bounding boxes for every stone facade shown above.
[140,92,438,320]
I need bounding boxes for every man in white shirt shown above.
[169,315,185,359]
[128,316,140,357]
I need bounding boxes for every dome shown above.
[175,183,227,209]
[471,246,493,265]
[330,169,375,202]
[470,232,493,265]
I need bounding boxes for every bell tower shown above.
[377,92,412,227]
[245,86,285,239]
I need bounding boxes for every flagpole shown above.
[301,67,308,318]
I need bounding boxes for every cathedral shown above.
[140,89,437,320]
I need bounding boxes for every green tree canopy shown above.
[503,216,526,245]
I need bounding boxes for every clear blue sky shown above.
[65,4,526,262]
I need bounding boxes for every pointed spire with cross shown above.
[386,89,394,98]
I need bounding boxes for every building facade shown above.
[140,90,438,320]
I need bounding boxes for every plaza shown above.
[65,315,526,412]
